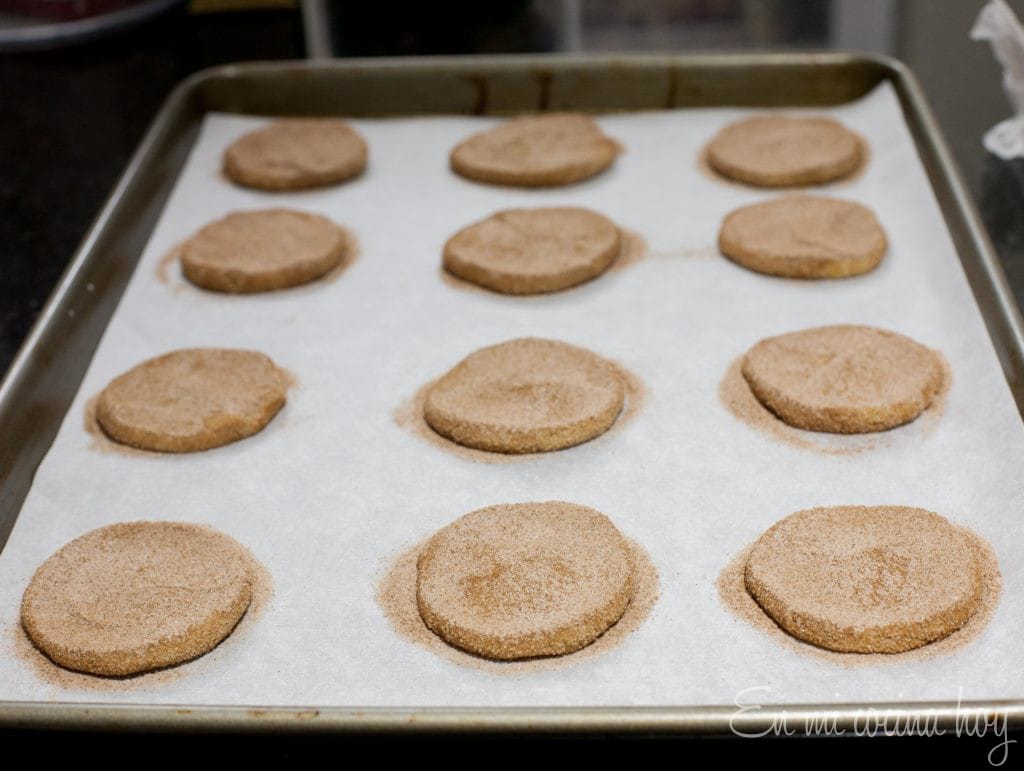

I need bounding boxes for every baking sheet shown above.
[1,81,1023,708]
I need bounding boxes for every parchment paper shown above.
[2,82,1023,708]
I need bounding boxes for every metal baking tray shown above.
[1,53,1023,735]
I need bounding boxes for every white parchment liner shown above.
[1,82,1022,708]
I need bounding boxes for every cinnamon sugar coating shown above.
[443,207,620,294]
[707,115,863,187]
[224,119,367,191]
[96,348,288,453]
[21,522,255,676]
[416,501,636,660]
[744,506,984,654]
[424,338,625,453]
[450,113,619,187]
[741,325,944,434]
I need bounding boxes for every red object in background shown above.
[0,0,139,21]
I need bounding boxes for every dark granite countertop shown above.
[0,6,305,373]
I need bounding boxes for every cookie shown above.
[21,522,255,676]
[96,348,288,452]
[744,506,984,653]
[417,501,636,660]
[443,207,621,294]
[223,118,367,191]
[718,195,886,278]
[423,337,625,453]
[181,209,347,293]
[707,115,863,187]
[741,325,944,433]
[450,113,619,187]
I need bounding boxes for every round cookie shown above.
[707,115,863,187]
[741,325,944,433]
[223,118,367,191]
[450,113,619,187]
[181,209,347,293]
[424,337,625,453]
[417,501,636,660]
[718,195,886,279]
[443,207,621,294]
[21,521,254,676]
[744,506,983,653]
[96,348,288,453]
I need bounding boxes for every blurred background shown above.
[1,0,1023,373]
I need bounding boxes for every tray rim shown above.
[2,50,1023,736]
[1,699,1022,734]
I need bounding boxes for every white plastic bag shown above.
[972,0,1024,158]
